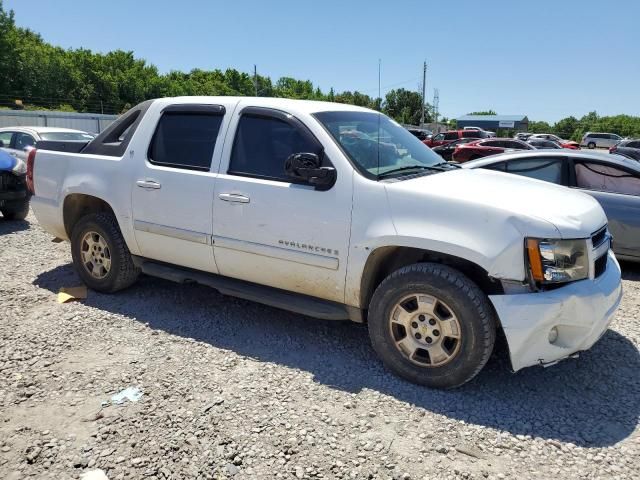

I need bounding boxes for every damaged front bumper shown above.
[489,251,622,372]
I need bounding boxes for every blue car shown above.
[0,149,30,220]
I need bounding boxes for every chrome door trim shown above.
[134,220,211,245]
[212,235,339,270]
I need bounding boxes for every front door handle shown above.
[136,180,161,190]
[218,193,250,203]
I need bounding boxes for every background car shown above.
[527,138,563,149]
[407,128,432,141]
[581,132,623,149]
[451,138,534,162]
[610,139,640,161]
[423,129,487,147]
[463,150,640,261]
[0,127,95,161]
[514,132,534,141]
[431,137,477,161]
[529,133,580,149]
[0,148,30,220]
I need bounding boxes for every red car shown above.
[423,129,487,148]
[528,134,580,150]
[452,138,534,163]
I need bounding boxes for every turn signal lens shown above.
[526,239,544,281]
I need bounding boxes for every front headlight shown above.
[526,238,589,284]
[11,159,27,175]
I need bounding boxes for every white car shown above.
[27,97,622,388]
[581,132,623,149]
[0,127,95,161]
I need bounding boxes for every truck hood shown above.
[385,168,607,239]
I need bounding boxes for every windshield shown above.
[39,131,95,141]
[314,111,444,178]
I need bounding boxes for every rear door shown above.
[571,160,640,259]
[130,103,231,273]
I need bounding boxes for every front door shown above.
[212,106,352,303]
[131,104,228,273]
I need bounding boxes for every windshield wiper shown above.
[433,161,461,169]
[378,164,455,179]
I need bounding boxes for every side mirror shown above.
[0,140,4,147]
[285,152,336,191]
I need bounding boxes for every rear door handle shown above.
[218,193,250,203]
[136,180,161,189]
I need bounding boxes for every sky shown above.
[5,0,640,122]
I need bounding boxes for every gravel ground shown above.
[1,213,639,480]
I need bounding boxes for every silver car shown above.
[463,150,640,262]
[0,127,94,161]
[581,132,623,149]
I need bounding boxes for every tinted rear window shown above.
[148,113,223,171]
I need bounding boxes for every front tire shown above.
[71,212,140,293]
[368,263,496,389]
[588,142,596,149]
[1,199,30,220]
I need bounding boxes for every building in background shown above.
[456,114,529,132]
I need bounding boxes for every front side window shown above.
[229,114,322,181]
[575,162,640,196]
[433,133,445,142]
[148,112,223,171]
[628,141,640,149]
[314,111,444,177]
[14,132,35,150]
[506,157,563,184]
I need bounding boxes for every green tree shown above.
[383,88,430,125]
[467,110,497,116]
[528,120,552,133]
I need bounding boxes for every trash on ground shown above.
[57,286,87,304]
[81,409,105,422]
[80,469,109,480]
[110,386,143,405]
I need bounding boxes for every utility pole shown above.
[253,65,258,96]
[420,61,427,127]
[433,88,440,132]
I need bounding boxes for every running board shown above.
[132,256,351,321]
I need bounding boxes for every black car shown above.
[0,148,30,220]
[527,138,562,149]
[610,139,640,161]
[407,128,432,141]
[431,137,477,161]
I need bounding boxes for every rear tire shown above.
[1,200,30,220]
[588,142,596,149]
[368,263,496,389]
[71,212,140,293]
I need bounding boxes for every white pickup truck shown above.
[28,97,622,388]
